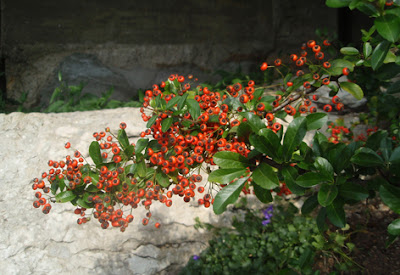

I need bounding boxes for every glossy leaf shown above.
[240,112,266,132]
[326,199,346,228]
[146,115,157,128]
[282,166,306,195]
[156,171,170,187]
[351,147,384,167]
[249,129,282,162]
[186,99,201,120]
[339,81,364,100]
[89,141,103,166]
[55,191,76,203]
[125,164,136,175]
[213,176,249,214]
[388,219,400,236]
[161,117,173,133]
[339,182,370,201]
[371,40,391,70]
[363,42,372,58]
[318,184,338,207]
[302,195,319,215]
[306,113,328,130]
[237,122,252,141]
[124,145,135,158]
[314,157,334,181]
[77,198,93,209]
[340,47,359,55]
[135,138,149,155]
[282,116,307,161]
[137,160,147,177]
[178,93,188,110]
[252,163,279,189]
[390,147,400,164]
[375,14,400,43]
[212,151,250,169]
[253,183,273,203]
[356,2,379,16]
[380,184,400,214]
[118,129,130,149]
[209,168,247,185]
[296,172,325,187]
[166,95,181,109]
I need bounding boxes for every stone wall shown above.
[2,0,337,108]
[0,107,270,275]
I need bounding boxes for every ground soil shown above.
[314,198,400,274]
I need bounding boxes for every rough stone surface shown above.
[4,0,337,108]
[0,108,267,275]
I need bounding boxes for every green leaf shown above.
[156,171,170,187]
[281,166,306,195]
[135,138,149,155]
[186,98,201,120]
[296,172,325,187]
[314,157,334,181]
[209,168,247,184]
[387,80,400,95]
[327,59,356,76]
[166,95,181,109]
[89,141,103,166]
[213,176,249,214]
[351,147,384,167]
[356,2,379,16]
[240,112,266,132]
[212,151,250,169]
[390,147,400,164]
[146,115,158,128]
[177,93,188,110]
[318,184,338,207]
[388,219,400,236]
[339,81,364,100]
[55,190,76,203]
[325,0,351,8]
[125,164,136,175]
[77,198,94,209]
[137,160,147,177]
[124,145,135,158]
[253,183,273,203]
[118,129,130,149]
[363,42,372,58]
[237,122,252,141]
[371,40,391,70]
[302,194,319,215]
[306,113,328,130]
[339,182,370,201]
[375,14,400,43]
[161,117,173,133]
[250,129,282,162]
[252,163,279,189]
[326,199,346,228]
[380,184,400,214]
[282,117,307,161]
[84,184,99,192]
[340,47,360,55]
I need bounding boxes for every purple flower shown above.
[193,255,200,260]
[262,219,271,226]
[262,205,273,226]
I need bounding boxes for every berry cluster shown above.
[32,39,353,231]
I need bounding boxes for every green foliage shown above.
[180,201,355,274]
